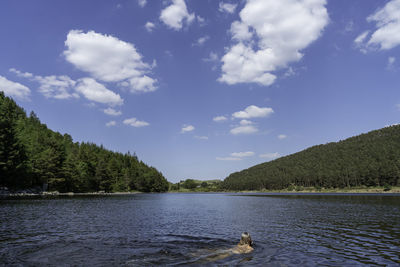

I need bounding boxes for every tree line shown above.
[0,92,168,192]
[221,125,400,191]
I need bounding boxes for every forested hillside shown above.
[0,92,168,192]
[222,125,400,191]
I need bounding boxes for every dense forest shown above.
[222,125,400,191]
[0,92,169,192]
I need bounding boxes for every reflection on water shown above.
[0,193,399,266]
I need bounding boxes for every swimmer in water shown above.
[231,232,254,254]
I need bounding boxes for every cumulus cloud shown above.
[230,125,258,135]
[230,151,254,157]
[216,157,242,161]
[259,152,280,159]
[181,124,195,133]
[193,36,209,46]
[106,120,117,127]
[219,2,237,14]
[160,0,195,30]
[75,78,123,106]
[64,30,157,93]
[232,105,274,119]
[0,75,31,100]
[10,68,78,99]
[278,134,287,140]
[138,0,147,7]
[355,0,400,51]
[104,107,122,116]
[219,0,329,86]
[123,117,149,127]
[213,115,227,122]
[36,75,78,99]
[10,68,125,106]
[145,22,156,32]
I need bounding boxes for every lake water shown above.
[1,193,399,266]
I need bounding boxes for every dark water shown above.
[1,193,399,266]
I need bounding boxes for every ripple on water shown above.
[0,194,399,266]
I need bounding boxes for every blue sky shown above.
[0,0,399,182]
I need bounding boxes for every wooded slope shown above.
[222,125,400,190]
[0,92,168,192]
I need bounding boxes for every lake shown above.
[1,193,399,266]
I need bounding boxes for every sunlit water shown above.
[1,193,399,266]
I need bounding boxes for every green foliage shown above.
[182,179,197,189]
[0,92,27,187]
[170,179,222,192]
[221,125,400,191]
[0,92,168,192]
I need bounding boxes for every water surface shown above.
[1,193,399,266]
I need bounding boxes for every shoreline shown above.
[2,187,399,199]
[169,186,400,194]
[0,191,142,199]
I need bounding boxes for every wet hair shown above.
[239,232,253,247]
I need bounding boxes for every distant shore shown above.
[0,190,142,199]
[169,186,400,194]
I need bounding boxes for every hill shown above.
[221,125,400,191]
[0,92,168,192]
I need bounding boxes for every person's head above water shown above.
[239,232,253,247]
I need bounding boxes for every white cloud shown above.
[216,157,242,161]
[232,105,274,119]
[9,68,33,78]
[239,119,253,125]
[35,75,78,99]
[219,0,329,86]
[0,75,30,100]
[259,152,280,159]
[354,31,369,45]
[193,35,209,46]
[387,56,396,70]
[367,0,400,50]
[9,68,126,106]
[123,117,149,127]
[195,135,208,140]
[355,0,400,51]
[10,68,78,99]
[230,125,258,135]
[64,30,157,93]
[230,151,254,157]
[160,0,195,30]
[278,134,287,140]
[106,120,117,127]
[213,115,227,122]
[104,107,122,116]
[124,75,157,93]
[145,22,156,32]
[230,21,253,41]
[203,52,219,62]
[354,31,370,53]
[181,124,195,133]
[219,2,237,14]
[75,78,123,106]
[138,0,147,7]
[197,15,206,26]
